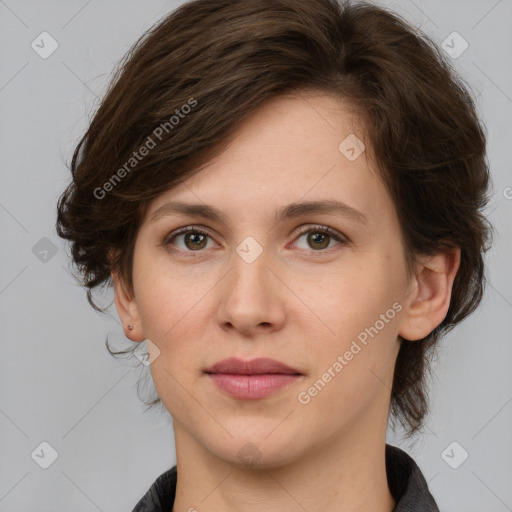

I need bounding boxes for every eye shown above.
[163,224,348,255]
[163,226,216,253]
[290,224,347,253]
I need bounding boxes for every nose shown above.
[214,246,287,338]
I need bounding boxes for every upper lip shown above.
[204,357,302,375]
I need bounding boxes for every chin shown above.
[205,428,308,471]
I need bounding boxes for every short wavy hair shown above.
[56,0,494,437]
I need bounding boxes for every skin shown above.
[113,91,460,512]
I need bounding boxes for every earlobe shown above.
[398,246,461,342]
[111,269,145,342]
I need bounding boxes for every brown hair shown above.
[56,0,494,437]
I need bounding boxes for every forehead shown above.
[145,91,394,231]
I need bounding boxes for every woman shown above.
[56,0,493,510]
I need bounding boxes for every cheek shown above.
[136,273,214,376]
[149,354,199,427]
[297,361,384,440]
[297,313,400,433]
[133,253,212,337]
[145,318,206,421]
[295,263,391,342]
[301,264,401,391]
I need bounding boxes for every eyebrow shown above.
[149,199,368,226]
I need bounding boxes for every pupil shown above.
[309,232,328,249]
[187,233,205,249]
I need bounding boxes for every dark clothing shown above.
[132,443,439,511]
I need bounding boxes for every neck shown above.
[171,419,396,512]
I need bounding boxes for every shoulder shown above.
[132,466,177,512]
[386,444,439,512]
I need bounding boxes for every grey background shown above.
[0,0,511,510]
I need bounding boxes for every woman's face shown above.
[116,92,421,467]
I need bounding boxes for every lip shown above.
[204,357,303,400]
[205,357,301,375]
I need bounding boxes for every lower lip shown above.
[207,373,301,399]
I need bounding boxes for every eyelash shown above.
[162,224,348,256]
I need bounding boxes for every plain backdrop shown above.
[1,0,511,510]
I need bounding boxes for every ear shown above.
[111,269,145,342]
[398,246,461,342]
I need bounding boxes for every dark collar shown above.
[386,444,439,511]
[132,444,439,511]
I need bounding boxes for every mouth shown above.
[204,357,302,375]
[204,357,304,400]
